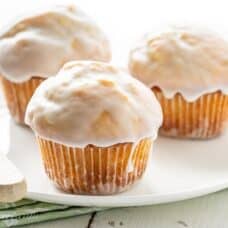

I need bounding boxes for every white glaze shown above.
[0,5,110,83]
[25,61,162,148]
[129,26,228,101]
[126,141,138,173]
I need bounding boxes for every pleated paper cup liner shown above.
[152,87,228,139]
[1,76,44,125]
[37,137,153,195]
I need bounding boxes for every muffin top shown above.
[129,26,228,101]
[25,61,162,147]
[0,5,111,83]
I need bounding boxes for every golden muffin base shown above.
[152,87,228,139]
[37,137,153,195]
[1,77,44,125]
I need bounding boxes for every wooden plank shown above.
[90,190,228,228]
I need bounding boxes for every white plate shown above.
[1,110,228,207]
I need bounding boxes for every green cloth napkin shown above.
[0,199,106,227]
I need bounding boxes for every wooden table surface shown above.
[25,189,228,228]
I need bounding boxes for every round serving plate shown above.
[1,104,228,207]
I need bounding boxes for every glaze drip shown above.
[25,61,162,147]
[0,5,111,83]
[129,26,228,101]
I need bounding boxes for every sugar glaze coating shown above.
[25,61,162,147]
[0,5,111,82]
[129,26,228,101]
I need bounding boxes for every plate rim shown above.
[26,180,228,207]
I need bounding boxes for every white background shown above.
[1,0,228,66]
[1,1,228,226]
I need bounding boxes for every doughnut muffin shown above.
[25,61,162,195]
[129,26,228,139]
[0,5,111,124]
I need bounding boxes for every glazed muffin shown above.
[0,5,111,124]
[25,61,162,195]
[129,26,228,139]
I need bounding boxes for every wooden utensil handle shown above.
[0,154,27,203]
